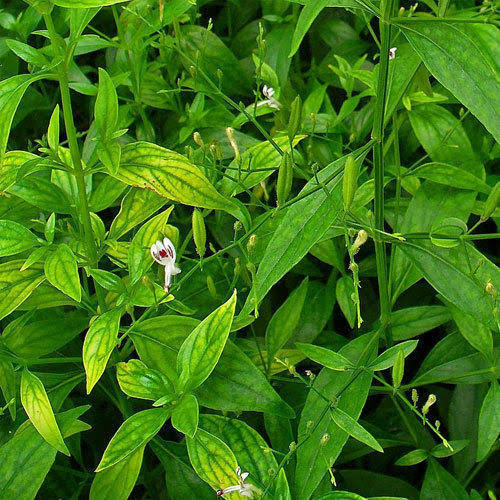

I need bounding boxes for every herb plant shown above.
[0,0,498,499]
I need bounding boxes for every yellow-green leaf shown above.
[171,393,199,438]
[20,369,69,456]
[83,308,123,393]
[96,408,169,472]
[44,243,81,302]
[115,142,249,230]
[0,219,38,257]
[177,290,237,391]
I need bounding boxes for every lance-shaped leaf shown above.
[0,360,16,420]
[296,342,353,371]
[477,382,499,461]
[52,0,130,7]
[186,428,240,493]
[177,290,237,391]
[95,68,118,140]
[20,369,69,456]
[96,408,169,472]
[90,445,145,500]
[368,340,419,371]
[114,142,250,230]
[329,407,383,452]
[0,260,45,321]
[83,308,123,393]
[0,220,38,257]
[171,394,199,438]
[44,243,82,302]
[401,22,500,142]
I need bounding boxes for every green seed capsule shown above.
[342,155,358,212]
[288,95,303,140]
[192,209,206,258]
[481,182,500,221]
[276,152,293,207]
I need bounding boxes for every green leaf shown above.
[408,162,491,194]
[395,449,428,466]
[114,142,249,230]
[52,0,130,7]
[172,394,199,438]
[390,306,451,341]
[131,316,294,417]
[0,260,45,321]
[44,243,81,302]
[0,406,90,500]
[108,187,165,239]
[476,382,499,461]
[330,407,383,452]
[392,349,405,389]
[421,457,468,500]
[96,408,169,472]
[200,414,279,487]
[401,22,500,142]
[0,74,46,160]
[368,340,419,371]
[6,39,48,66]
[0,219,37,256]
[0,150,38,193]
[0,360,16,420]
[186,428,240,493]
[20,368,69,456]
[430,440,469,458]
[266,278,308,368]
[400,241,499,329]
[116,359,174,401]
[83,308,123,393]
[241,151,358,314]
[128,206,173,284]
[47,105,60,150]
[90,445,145,500]
[295,342,353,371]
[295,333,377,499]
[95,68,118,140]
[336,275,356,329]
[89,268,125,293]
[177,290,237,391]
[446,301,493,358]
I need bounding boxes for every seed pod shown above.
[481,182,500,221]
[288,95,303,140]
[192,209,206,258]
[276,152,293,206]
[342,155,358,212]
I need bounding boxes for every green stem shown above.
[43,13,106,310]
[372,0,395,346]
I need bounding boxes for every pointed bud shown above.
[412,389,418,405]
[192,209,206,258]
[277,152,293,207]
[288,95,303,140]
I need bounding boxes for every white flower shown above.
[216,467,258,498]
[389,47,397,60]
[257,85,281,109]
[150,237,181,292]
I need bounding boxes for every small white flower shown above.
[216,467,258,498]
[257,85,281,109]
[150,237,181,292]
[389,47,397,60]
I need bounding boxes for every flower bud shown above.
[247,234,257,254]
[351,230,368,254]
[411,389,418,405]
[193,131,204,147]
[422,394,437,415]
[343,155,359,212]
[481,182,500,221]
[320,433,330,446]
[192,209,206,258]
[289,441,297,452]
[288,95,303,140]
[206,275,217,299]
[226,127,239,159]
[276,152,293,207]
[435,420,440,431]
[306,420,314,432]
[485,280,497,298]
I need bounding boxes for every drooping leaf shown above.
[20,369,69,456]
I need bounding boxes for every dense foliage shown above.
[0,0,499,498]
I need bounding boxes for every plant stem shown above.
[43,13,106,310]
[372,0,395,346]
